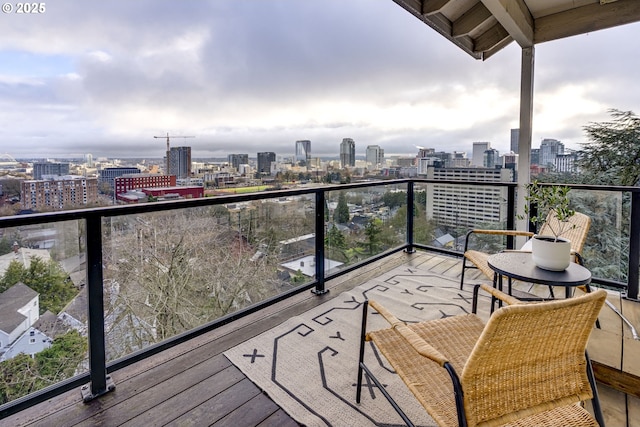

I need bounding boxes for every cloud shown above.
[0,0,639,160]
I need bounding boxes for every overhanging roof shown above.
[393,0,640,59]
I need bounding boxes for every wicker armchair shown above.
[356,284,607,427]
[460,211,591,290]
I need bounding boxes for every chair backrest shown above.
[460,289,607,427]
[538,211,591,255]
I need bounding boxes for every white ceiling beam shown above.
[474,22,510,52]
[481,0,534,48]
[452,2,493,38]
[422,0,449,16]
[535,0,640,44]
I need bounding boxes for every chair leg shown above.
[460,256,468,290]
[472,284,480,314]
[356,300,416,427]
[358,362,416,427]
[356,300,369,404]
[585,351,605,427]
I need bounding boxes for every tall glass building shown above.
[228,154,249,171]
[168,146,192,179]
[340,138,355,168]
[257,152,276,176]
[295,140,311,166]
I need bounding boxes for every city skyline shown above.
[1,1,639,159]
[2,133,575,164]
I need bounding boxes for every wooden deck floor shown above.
[2,251,639,427]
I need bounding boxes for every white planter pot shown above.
[531,235,571,271]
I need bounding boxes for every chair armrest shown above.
[367,300,448,366]
[478,283,522,306]
[571,250,585,266]
[463,229,534,252]
[468,229,534,237]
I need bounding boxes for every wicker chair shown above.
[356,284,607,427]
[460,211,591,290]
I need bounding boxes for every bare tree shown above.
[102,207,283,357]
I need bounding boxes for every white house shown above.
[1,327,52,361]
[0,282,40,354]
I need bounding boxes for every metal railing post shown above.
[312,190,328,295]
[627,192,640,300]
[406,181,415,253]
[506,185,516,249]
[81,214,115,401]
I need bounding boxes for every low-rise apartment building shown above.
[21,176,98,211]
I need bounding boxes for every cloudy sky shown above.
[1,0,639,160]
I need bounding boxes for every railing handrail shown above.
[1,177,637,419]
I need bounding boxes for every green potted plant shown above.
[519,180,576,271]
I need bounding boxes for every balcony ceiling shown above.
[393,0,640,59]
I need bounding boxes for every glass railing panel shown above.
[102,195,315,362]
[422,181,511,253]
[412,183,438,247]
[569,189,629,284]
[0,220,88,406]
[324,184,407,272]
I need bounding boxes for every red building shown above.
[142,186,203,200]
[115,174,176,200]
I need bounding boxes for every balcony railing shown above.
[0,178,638,419]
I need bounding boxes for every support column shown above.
[516,47,535,245]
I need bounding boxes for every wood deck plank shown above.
[114,363,245,426]
[128,377,261,427]
[211,392,282,427]
[256,409,300,427]
[0,251,633,427]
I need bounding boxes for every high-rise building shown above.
[416,147,435,158]
[483,148,500,168]
[33,162,70,180]
[555,151,579,173]
[365,145,384,169]
[510,129,519,153]
[295,140,311,166]
[503,152,519,173]
[425,166,513,229]
[340,138,355,168]
[531,148,540,165]
[450,152,469,168]
[167,146,192,179]
[100,167,141,190]
[257,152,276,176]
[228,154,249,171]
[540,138,564,168]
[472,142,490,166]
[416,147,442,175]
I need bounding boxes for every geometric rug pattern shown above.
[225,264,492,426]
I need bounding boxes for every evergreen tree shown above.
[0,330,87,404]
[364,218,382,254]
[579,109,640,186]
[334,192,350,224]
[0,257,76,314]
[325,224,346,249]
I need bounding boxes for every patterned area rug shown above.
[225,264,492,427]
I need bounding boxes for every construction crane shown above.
[153,133,195,154]
[154,133,194,173]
